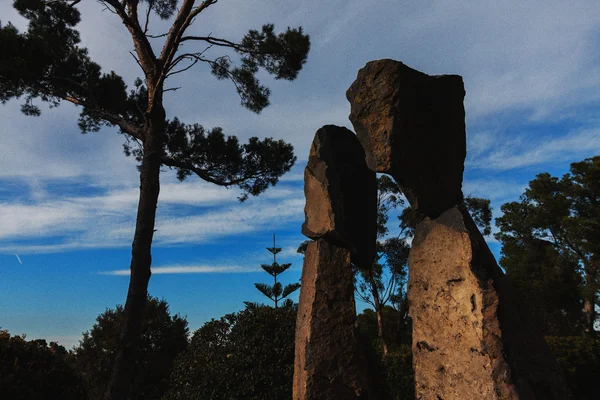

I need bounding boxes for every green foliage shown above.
[357,325,414,400]
[254,234,300,307]
[74,296,189,400]
[0,329,87,400]
[164,302,297,400]
[496,156,600,334]
[356,307,411,350]
[500,238,584,335]
[381,346,415,400]
[546,336,600,399]
[162,119,296,201]
[399,195,493,238]
[355,176,409,310]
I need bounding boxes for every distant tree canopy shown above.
[0,329,86,400]
[496,156,600,336]
[165,302,297,400]
[74,296,189,400]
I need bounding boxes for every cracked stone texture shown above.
[409,207,571,400]
[293,240,369,400]
[346,59,466,218]
[301,125,377,268]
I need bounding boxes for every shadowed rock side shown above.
[346,59,466,218]
[301,125,377,268]
[293,240,368,400]
[347,59,571,399]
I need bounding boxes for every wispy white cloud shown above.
[99,264,256,276]
[463,179,527,202]
[469,128,600,171]
[0,182,304,254]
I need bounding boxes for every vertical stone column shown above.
[347,59,571,400]
[293,125,376,400]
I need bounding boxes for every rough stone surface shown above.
[346,59,466,218]
[301,125,377,268]
[293,240,369,400]
[409,207,571,400]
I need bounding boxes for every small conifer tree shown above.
[254,234,300,308]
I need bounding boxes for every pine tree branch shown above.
[160,156,264,186]
[62,95,142,140]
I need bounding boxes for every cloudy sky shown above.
[1,0,599,348]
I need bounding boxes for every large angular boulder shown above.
[346,59,466,218]
[301,125,377,268]
[293,240,368,400]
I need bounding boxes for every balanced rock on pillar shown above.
[294,125,375,400]
[301,124,377,268]
[347,59,571,399]
[346,59,466,217]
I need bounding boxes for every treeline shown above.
[2,300,599,400]
[1,156,599,399]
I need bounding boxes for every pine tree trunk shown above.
[368,273,389,356]
[105,105,164,400]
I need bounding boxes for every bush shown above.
[0,329,87,400]
[546,336,600,399]
[74,296,188,400]
[165,302,297,400]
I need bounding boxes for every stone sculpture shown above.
[293,125,375,399]
[346,59,571,399]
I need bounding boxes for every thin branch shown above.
[147,32,169,39]
[163,87,182,93]
[158,0,218,84]
[129,51,144,71]
[143,2,152,34]
[165,46,211,77]
[165,58,199,77]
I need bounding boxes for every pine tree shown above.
[1,2,309,398]
[254,234,300,308]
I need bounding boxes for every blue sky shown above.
[1,0,600,349]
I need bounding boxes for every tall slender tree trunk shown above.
[105,101,165,400]
[583,264,598,337]
[368,273,389,356]
[583,296,596,336]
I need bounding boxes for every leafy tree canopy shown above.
[495,156,600,335]
[73,296,189,400]
[0,329,86,400]
[165,302,297,400]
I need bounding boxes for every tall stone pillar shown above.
[347,59,571,399]
[293,125,376,400]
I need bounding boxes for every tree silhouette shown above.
[1,1,309,399]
